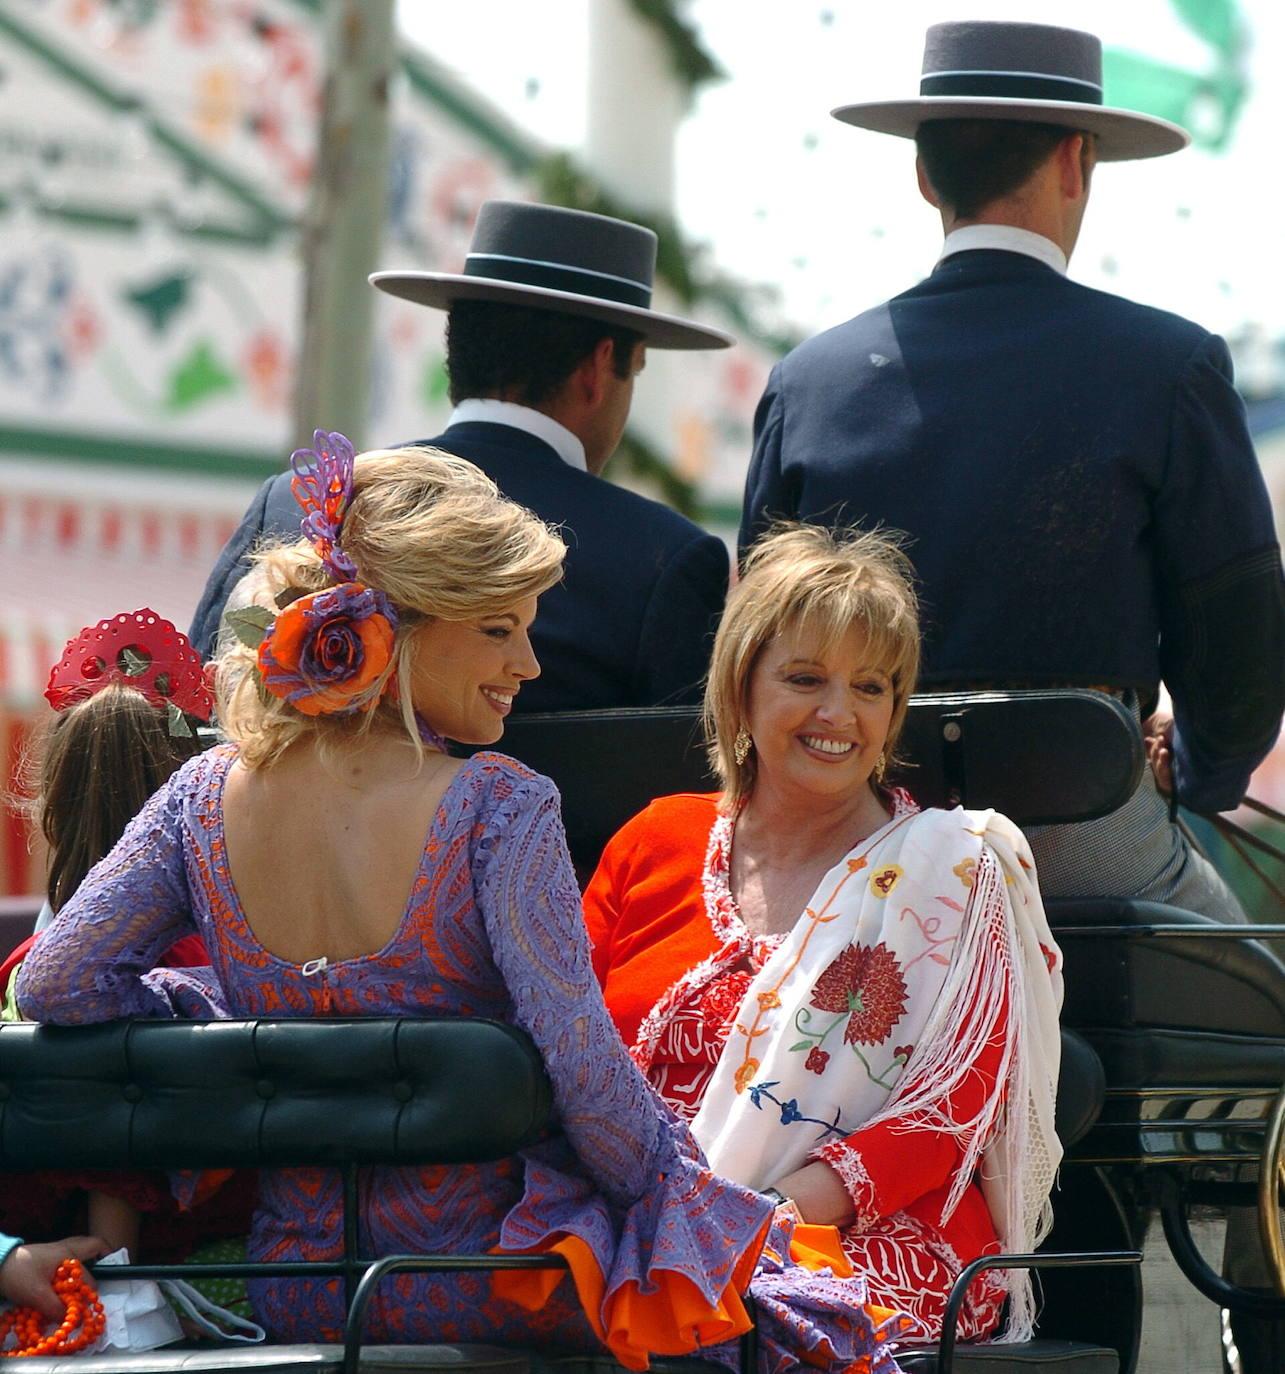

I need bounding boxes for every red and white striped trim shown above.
[0,493,237,566]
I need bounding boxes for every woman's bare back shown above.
[220,736,463,965]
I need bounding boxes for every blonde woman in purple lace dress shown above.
[19,436,910,1373]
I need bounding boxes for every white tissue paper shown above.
[92,1248,185,1353]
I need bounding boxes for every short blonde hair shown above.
[705,523,920,811]
[218,447,565,768]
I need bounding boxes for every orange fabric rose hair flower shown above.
[257,582,397,717]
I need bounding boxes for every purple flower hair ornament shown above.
[290,428,359,581]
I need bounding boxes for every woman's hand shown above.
[772,1161,855,1229]
[0,1237,109,1319]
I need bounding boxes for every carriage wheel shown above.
[1260,1083,1285,1300]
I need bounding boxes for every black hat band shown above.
[920,69,1103,106]
[463,253,653,309]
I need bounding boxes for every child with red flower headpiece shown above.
[0,610,252,1271]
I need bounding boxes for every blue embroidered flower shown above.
[744,1082,846,1141]
[747,1080,779,1111]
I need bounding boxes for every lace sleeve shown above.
[16,772,197,1024]
[473,771,676,1207]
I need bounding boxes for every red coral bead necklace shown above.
[0,1259,106,1357]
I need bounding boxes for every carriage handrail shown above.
[934,1251,1142,1374]
[1053,924,1285,939]
[342,1256,568,1374]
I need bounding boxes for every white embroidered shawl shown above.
[685,804,1064,1343]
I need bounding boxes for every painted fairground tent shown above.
[0,0,782,895]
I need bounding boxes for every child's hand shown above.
[0,1237,109,1320]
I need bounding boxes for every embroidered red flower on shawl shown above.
[809,942,908,1047]
[805,1047,830,1075]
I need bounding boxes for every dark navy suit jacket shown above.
[190,421,729,714]
[742,250,1283,813]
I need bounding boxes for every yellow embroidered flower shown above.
[953,857,977,888]
[734,1059,760,1094]
[847,856,868,873]
[756,990,782,1010]
[869,863,904,898]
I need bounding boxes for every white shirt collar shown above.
[938,224,1068,276]
[447,399,587,472]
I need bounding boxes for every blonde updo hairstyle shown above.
[705,523,921,812]
[218,447,565,768]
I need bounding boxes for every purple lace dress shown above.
[18,746,907,1373]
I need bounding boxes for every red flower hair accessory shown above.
[225,430,402,720]
[253,582,397,717]
[45,609,214,723]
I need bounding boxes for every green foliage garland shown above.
[536,153,800,357]
[625,0,723,90]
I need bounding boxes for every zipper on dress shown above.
[300,956,334,1013]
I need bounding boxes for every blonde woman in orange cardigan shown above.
[585,524,1065,1345]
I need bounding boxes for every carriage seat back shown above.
[0,1017,1101,1165]
[0,1018,552,1170]
[493,690,1143,873]
[1052,899,1285,1040]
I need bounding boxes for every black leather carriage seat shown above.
[895,1344,1118,1373]
[0,1016,1115,1374]
[0,1019,551,1171]
[1050,898,1285,1164]
[1052,899,1285,1039]
[493,690,1143,874]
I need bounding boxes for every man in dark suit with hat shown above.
[742,20,1283,924]
[190,201,732,714]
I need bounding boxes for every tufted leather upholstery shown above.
[0,1016,1102,1171]
[0,1019,552,1170]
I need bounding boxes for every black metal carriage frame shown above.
[2,690,1282,1374]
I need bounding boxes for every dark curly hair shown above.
[915,119,1092,219]
[446,299,643,407]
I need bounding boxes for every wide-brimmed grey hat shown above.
[370,200,732,351]
[832,20,1189,161]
